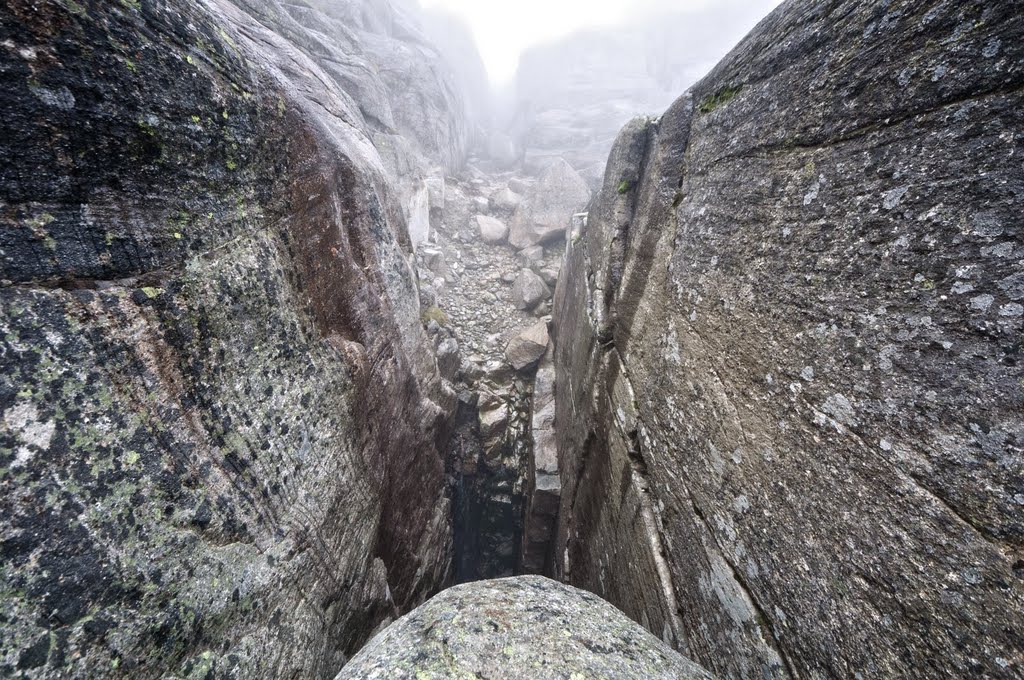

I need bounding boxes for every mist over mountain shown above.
[505,0,784,183]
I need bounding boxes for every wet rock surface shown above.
[0,0,474,676]
[335,576,715,680]
[553,1,1024,678]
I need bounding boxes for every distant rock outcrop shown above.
[336,576,715,680]
[509,159,592,249]
[511,0,780,186]
[553,1,1024,678]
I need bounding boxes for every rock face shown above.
[553,2,1024,679]
[509,159,592,249]
[0,0,477,676]
[336,576,715,680]
[232,0,477,246]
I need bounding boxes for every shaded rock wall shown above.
[0,0,472,676]
[553,1,1024,678]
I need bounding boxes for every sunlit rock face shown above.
[553,1,1024,678]
[511,1,780,187]
[336,576,716,680]
[0,0,471,676]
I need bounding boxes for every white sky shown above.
[420,0,783,84]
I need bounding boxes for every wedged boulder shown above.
[511,269,551,310]
[521,350,560,574]
[335,577,714,680]
[478,399,510,442]
[509,158,592,249]
[476,215,509,244]
[505,321,550,372]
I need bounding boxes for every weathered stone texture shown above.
[0,0,463,677]
[554,1,1024,678]
[335,576,715,680]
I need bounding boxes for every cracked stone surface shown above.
[553,1,1024,678]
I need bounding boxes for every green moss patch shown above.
[699,85,743,114]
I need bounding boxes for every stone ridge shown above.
[0,0,468,677]
[335,576,716,680]
[553,0,1024,678]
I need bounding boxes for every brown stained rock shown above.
[505,321,550,372]
[0,0,465,677]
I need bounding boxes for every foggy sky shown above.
[420,0,786,84]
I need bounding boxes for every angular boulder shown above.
[335,577,714,680]
[490,187,522,212]
[521,351,560,574]
[508,177,533,195]
[476,215,509,244]
[511,269,551,310]
[517,245,545,268]
[505,321,550,372]
[436,338,460,381]
[509,158,592,249]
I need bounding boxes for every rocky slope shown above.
[0,0,478,676]
[336,576,715,680]
[553,1,1024,678]
[412,160,590,582]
